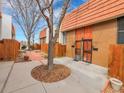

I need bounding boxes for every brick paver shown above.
[25,51,45,62]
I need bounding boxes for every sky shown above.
[1,0,87,43]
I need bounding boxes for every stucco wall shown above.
[92,19,117,68]
[1,13,12,40]
[58,31,64,44]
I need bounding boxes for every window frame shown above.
[117,17,124,44]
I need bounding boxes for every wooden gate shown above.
[83,39,92,63]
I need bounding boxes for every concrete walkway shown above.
[0,62,14,93]
[0,58,108,93]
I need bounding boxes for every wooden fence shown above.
[33,44,41,50]
[0,39,20,61]
[41,43,66,57]
[41,43,48,53]
[108,44,124,83]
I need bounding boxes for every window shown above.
[117,17,124,44]
[63,32,66,44]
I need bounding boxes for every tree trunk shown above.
[48,40,54,70]
[27,37,31,50]
[47,3,54,70]
[48,28,54,70]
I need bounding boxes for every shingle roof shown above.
[61,0,124,32]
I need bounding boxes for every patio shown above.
[0,57,108,93]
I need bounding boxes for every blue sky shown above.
[2,0,87,43]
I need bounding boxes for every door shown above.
[82,39,92,63]
[66,31,75,58]
[75,29,84,60]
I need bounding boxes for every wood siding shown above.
[61,0,124,32]
[76,28,83,41]
[66,31,75,57]
[75,27,92,40]
[92,19,117,67]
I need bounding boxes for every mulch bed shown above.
[31,64,71,83]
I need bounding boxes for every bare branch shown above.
[53,0,71,43]
[9,0,42,49]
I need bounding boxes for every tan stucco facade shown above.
[92,19,117,67]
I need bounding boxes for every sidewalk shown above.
[0,58,108,93]
[0,62,14,93]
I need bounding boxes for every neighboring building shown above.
[39,27,64,44]
[60,0,124,68]
[39,28,66,57]
[40,28,47,44]
[0,13,15,40]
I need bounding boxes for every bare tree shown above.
[35,0,71,70]
[8,0,42,50]
[32,32,35,49]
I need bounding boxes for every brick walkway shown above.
[26,51,45,61]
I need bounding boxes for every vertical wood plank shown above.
[108,45,124,83]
